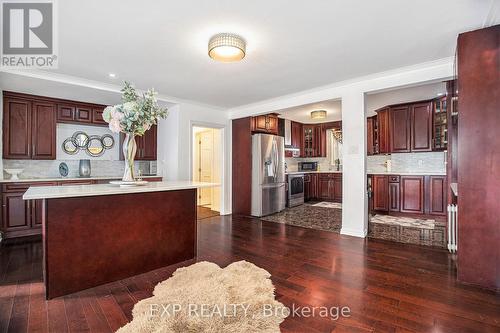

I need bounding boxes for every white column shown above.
[157,105,180,180]
[340,90,368,237]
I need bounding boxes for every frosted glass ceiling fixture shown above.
[208,33,246,62]
[310,110,327,120]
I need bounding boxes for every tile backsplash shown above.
[287,152,446,174]
[285,157,335,172]
[367,152,446,174]
[2,159,156,179]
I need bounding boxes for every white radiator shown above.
[447,204,458,253]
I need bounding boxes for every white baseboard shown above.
[340,227,367,238]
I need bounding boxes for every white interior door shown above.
[197,130,213,206]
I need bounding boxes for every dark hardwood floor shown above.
[197,206,220,220]
[1,215,499,333]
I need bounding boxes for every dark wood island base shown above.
[42,189,197,299]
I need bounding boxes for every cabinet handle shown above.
[32,143,35,156]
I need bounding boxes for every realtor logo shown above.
[1,0,58,68]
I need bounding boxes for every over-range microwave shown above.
[298,161,318,172]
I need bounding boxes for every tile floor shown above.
[261,202,342,233]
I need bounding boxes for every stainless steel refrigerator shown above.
[251,133,286,217]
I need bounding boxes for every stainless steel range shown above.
[287,173,304,207]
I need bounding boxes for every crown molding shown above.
[228,57,454,119]
[0,68,226,111]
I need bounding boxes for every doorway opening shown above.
[192,126,222,220]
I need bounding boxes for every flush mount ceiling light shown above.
[208,33,246,62]
[310,110,327,120]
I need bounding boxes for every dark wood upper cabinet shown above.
[31,101,56,159]
[92,107,106,125]
[367,116,375,155]
[251,114,279,135]
[267,115,278,134]
[140,125,157,160]
[3,92,113,160]
[57,104,76,122]
[253,115,268,132]
[302,124,324,158]
[3,95,56,160]
[372,175,389,211]
[433,96,448,151]
[120,125,157,161]
[57,101,107,126]
[410,102,433,152]
[373,100,442,155]
[315,125,325,157]
[400,176,424,214]
[291,121,302,151]
[3,97,31,159]
[75,106,92,123]
[366,116,378,155]
[390,105,411,153]
[377,108,390,154]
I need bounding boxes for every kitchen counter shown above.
[286,170,342,175]
[368,171,446,176]
[0,175,161,183]
[27,180,218,299]
[24,180,218,200]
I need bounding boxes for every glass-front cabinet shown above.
[303,126,314,157]
[433,96,448,150]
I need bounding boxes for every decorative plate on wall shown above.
[59,162,69,177]
[61,131,115,157]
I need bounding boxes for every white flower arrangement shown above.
[103,82,168,136]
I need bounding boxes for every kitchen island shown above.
[23,181,217,299]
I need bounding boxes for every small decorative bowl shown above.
[4,169,24,180]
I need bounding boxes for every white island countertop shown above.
[23,181,219,200]
[0,175,162,183]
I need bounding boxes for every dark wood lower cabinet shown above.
[316,173,342,202]
[370,174,446,217]
[389,182,400,212]
[372,175,389,211]
[318,175,331,200]
[428,176,447,215]
[332,175,342,202]
[304,174,318,201]
[400,176,424,213]
[1,177,163,239]
[2,191,30,231]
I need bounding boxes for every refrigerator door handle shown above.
[261,183,285,189]
[273,139,278,182]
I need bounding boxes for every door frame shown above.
[189,121,226,215]
[194,130,214,207]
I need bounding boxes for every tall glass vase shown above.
[122,133,137,182]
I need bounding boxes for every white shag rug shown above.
[117,261,288,333]
[370,214,435,229]
[312,202,342,209]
